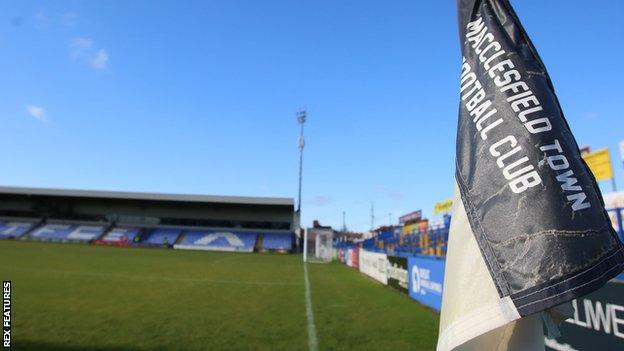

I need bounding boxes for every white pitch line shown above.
[303,263,319,351]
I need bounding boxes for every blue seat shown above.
[0,221,35,239]
[175,229,257,252]
[30,224,104,242]
[262,233,293,250]
[100,227,140,244]
[142,228,182,246]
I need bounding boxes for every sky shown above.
[1,1,623,232]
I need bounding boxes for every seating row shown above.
[0,220,293,252]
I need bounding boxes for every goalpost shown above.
[303,228,333,263]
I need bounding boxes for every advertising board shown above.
[408,256,445,311]
[545,280,624,351]
[433,199,453,215]
[349,247,359,269]
[359,249,388,285]
[582,148,614,181]
[337,248,345,263]
[603,191,624,233]
[399,210,422,224]
[402,223,416,235]
[387,256,408,294]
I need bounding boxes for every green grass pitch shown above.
[0,240,439,350]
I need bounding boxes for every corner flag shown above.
[438,1,624,350]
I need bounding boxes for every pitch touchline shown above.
[303,263,318,351]
[3,266,302,286]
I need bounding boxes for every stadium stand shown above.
[29,223,105,242]
[95,227,141,246]
[261,233,293,251]
[360,216,451,257]
[174,229,257,252]
[0,220,37,239]
[141,227,182,247]
[0,186,297,252]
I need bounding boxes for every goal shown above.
[303,228,333,263]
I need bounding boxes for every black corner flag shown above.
[438,1,624,349]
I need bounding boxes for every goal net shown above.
[304,228,333,263]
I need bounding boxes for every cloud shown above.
[375,185,405,202]
[91,49,109,69]
[61,12,79,27]
[69,37,109,69]
[70,37,92,50]
[305,195,332,207]
[583,112,599,120]
[25,105,47,122]
[34,11,79,28]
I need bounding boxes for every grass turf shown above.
[0,240,439,350]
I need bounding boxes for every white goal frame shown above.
[303,228,333,263]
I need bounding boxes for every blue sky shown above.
[1,1,623,231]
